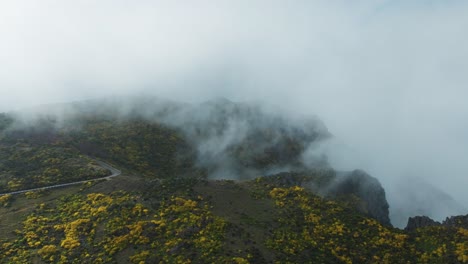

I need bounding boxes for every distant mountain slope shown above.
[169,98,331,179]
[0,120,111,193]
[3,97,332,180]
[0,98,467,263]
[0,98,414,226]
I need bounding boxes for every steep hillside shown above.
[0,98,467,263]
[0,175,467,263]
[0,118,110,193]
[5,97,330,180]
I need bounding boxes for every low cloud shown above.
[1,0,468,223]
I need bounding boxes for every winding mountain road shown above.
[0,160,121,196]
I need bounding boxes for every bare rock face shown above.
[405,214,468,231]
[326,170,391,226]
[260,169,392,226]
[405,216,441,231]
[443,214,468,229]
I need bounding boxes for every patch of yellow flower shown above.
[0,194,12,207]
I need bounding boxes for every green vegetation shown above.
[62,116,195,179]
[0,103,467,263]
[0,113,196,193]
[0,191,240,263]
[0,143,109,193]
[0,177,466,263]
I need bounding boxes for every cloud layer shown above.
[2,0,468,224]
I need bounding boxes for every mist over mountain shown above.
[1,1,468,262]
[391,176,467,228]
[1,98,468,262]
[2,97,465,227]
[7,97,331,179]
[2,1,468,219]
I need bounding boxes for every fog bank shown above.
[1,1,468,225]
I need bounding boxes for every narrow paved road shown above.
[0,160,121,196]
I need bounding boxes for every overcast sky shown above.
[1,1,468,219]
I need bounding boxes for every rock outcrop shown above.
[261,169,392,226]
[443,215,468,228]
[405,214,468,231]
[405,216,441,231]
[326,170,391,226]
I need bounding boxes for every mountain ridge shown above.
[0,98,467,263]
